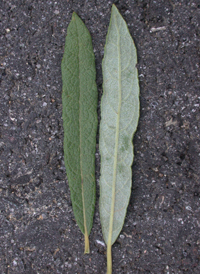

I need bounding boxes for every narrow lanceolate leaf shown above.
[99,5,140,273]
[61,12,97,254]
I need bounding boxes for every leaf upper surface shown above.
[61,12,97,248]
[99,5,140,245]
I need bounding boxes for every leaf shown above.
[61,12,98,254]
[99,5,140,273]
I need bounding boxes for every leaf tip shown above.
[111,3,118,12]
[72,11,78,20]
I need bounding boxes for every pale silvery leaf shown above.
[99,4,140,273]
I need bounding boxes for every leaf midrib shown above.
[75,16,88,241]
[107,13,122,247]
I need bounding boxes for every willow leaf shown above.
[61,12,97,253]
[99,5,140,273]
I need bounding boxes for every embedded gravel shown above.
[0,0,200,273]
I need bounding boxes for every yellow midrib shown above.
[107,13,122,251]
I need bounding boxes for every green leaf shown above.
[61,12,98,254]
[99,5,140,273]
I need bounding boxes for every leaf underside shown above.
[99,5,140,247]
[61,12,97,252]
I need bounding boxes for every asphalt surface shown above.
[0,0,200,273]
